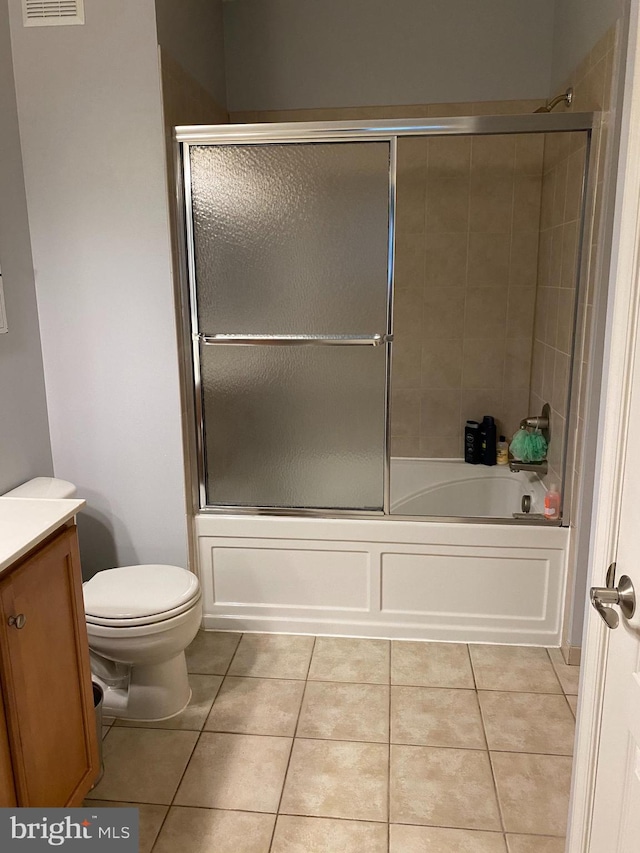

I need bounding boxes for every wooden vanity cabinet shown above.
[0,524,99,806]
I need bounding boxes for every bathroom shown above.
[1,0,639,851]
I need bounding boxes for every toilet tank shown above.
[3,477,77,499]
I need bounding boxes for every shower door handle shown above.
[196,333,393,347]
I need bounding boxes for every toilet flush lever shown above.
[7,614,26,629]
[590,564,636,629]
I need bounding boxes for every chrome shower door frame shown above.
[176,111,597,523]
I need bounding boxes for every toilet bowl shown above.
[84,564,202,720]
[4,477,202,721]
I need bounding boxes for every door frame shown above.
[567,3,640,849]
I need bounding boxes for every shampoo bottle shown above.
[464,420,481,464]
[544,483,561,520]
[480,416,497,466]
[497,435,509,465]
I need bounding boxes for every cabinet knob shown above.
[8,614,26,629]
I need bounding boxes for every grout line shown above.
[267,636,317,853]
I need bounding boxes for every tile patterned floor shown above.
[87,632,579,853]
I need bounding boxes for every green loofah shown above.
[509,427,548,463]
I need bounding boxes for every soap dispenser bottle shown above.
[480,416,497,466]
[544,483,561,520]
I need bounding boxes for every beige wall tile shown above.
[507,288,536,338]
[464,288,508,338]
[424,232,468,288]
[469,175,514,234]
[426,177,470,232]
[468,233,510,287]
[428,137,471,178]
[512,175,542,231]
[423,287,466,338]
[421,339,463,389]
[471,135,516,175]
[515,135,545,175]
[462,338,506,390]
[420,390,462,436]
[504,338,533,390]
[418,435,462,458]
[391,390,421,436]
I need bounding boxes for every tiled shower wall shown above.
[391,131,544,458]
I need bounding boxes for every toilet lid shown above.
[83,565,200,621]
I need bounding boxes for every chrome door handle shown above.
[590,575,636,629]
[7,614,26,630]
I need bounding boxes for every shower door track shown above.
[177,110,598,524]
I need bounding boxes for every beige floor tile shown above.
[186,631,242,675]
[567,694,578,717]
[479,691,575,755]
[153,807,275,853]
[491,752,572,835]
[102,726,111,739]
[297,681,389,742]
[470,645,562,693]
[205,677,304,736]
[506,835,566,853]
[548,648,581,695]
[102,716,116,726]
[391,686,485,749]
[308,637,390,684]
[175,732,292,812]
[390,825,507,852]
[115,675,223,731]
[392,641,474,688]
[390,744,501,830]
[228,634,315,679]
[280,738,388,822]
[86,728,198,804]
[84,801,168,853]
[271,815,387,853]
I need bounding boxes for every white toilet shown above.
[4,478,202,721]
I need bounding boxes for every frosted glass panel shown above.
[189,142,390,335]
[200,345,386,509]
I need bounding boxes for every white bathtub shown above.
[391,458,546,518]
[194,458,568,646]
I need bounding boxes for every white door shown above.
[568,5,640,851]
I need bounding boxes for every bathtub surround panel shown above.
[196,514,568,645]
[392,131,546,458]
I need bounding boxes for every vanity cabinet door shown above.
[0,526,98,806]
[0,690,16,806]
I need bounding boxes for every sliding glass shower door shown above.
[185,141,393,510]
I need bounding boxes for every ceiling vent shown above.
[22,0,84,27]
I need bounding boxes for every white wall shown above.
[8,0,188,576]
[551,0,624,89]
[155,0,227,108]
[0,0,52,494]
[223,0,555,112]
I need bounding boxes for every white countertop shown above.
[0,497,85,573]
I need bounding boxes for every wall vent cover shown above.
[22,0,84,27]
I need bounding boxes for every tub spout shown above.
[509,460,548,475]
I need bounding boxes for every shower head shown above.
[534,88,574,113]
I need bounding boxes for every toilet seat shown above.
[84,564,201,627]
